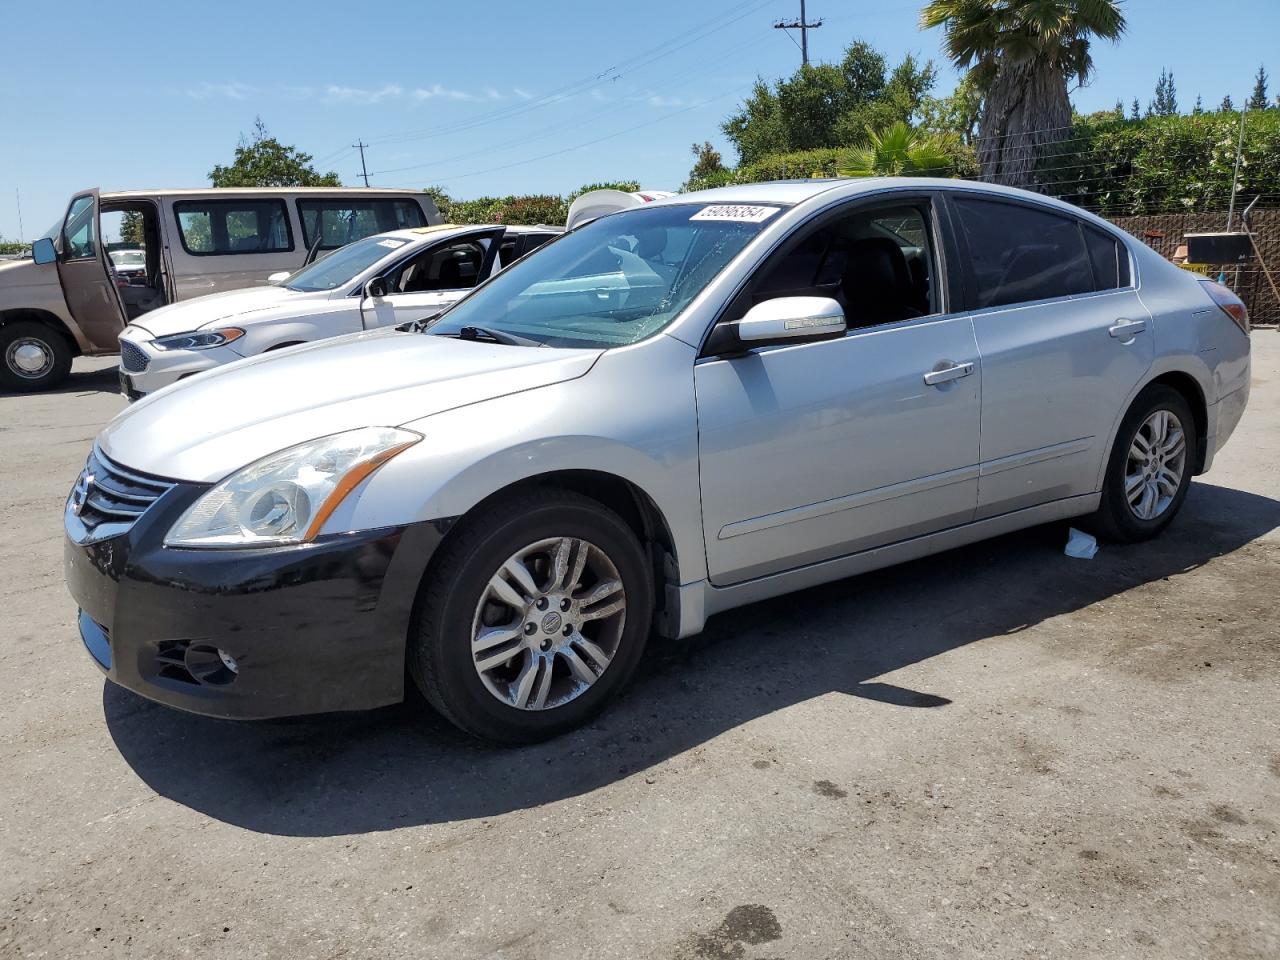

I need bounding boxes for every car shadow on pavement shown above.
[104,481,1280,836]
[44,362,121,397]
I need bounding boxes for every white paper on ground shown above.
[1064,527,1099,559]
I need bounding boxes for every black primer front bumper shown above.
[64,481,446,719]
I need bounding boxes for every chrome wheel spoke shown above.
[1160,429,1185,459]
[561,646,598,686]
[550,537,588,592]
[571,634,613,672]
[1125,471,1145,499]
[488,559,536,609]
[475,642,524,674]
[1129,432,1152,461]
[1155,467,1180,497]
[577,578,624,622]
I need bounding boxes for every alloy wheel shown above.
[1125,409,1187,521]
[470,536,626,711]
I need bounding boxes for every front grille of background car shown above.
[119,340,149,373]
[71,447,174,537]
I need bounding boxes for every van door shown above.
[56,190,126,350]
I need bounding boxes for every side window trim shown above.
[172,198,294,257]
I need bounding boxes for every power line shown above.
[774,0,823,66]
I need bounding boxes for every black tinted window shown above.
[952,197,1093,308]
[1084,225,1130,290]
[174,199,292,256]
[297,199,427,250]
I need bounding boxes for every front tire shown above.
[0,321,72,392]
[409,488,653,743]
[1088,384,1196,542]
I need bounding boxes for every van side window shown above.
[174,199,292,256]
[951,197,1093,308]
[297,200,427,251]
[1084,224,1131,291]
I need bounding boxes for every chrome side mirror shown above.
[266,271,290,285]
[364,277,388,299]
[31,237,56,265]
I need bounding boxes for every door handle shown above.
[922,361,974,386]
[1108,318,1147,339]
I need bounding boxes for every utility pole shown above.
[774,0,823,67]
[353,140,370,187]
[1226,104,1247,231]
[15,188,23,241]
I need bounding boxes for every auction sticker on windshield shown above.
[377,238,409,248]
[690,205,780,223]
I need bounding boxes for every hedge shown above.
[1037,110,1280,215]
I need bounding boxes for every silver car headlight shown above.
[152,327,245,351]
[165,427,421,548]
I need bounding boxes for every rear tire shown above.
[1087,384,1196,543]
[0,321,72,392]
[408,488,653,743]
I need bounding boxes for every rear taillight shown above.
[1202,280,1250,336]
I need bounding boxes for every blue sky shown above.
[1,0,1277,240]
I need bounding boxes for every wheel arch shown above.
[423,469,683,639]
[0,308,82,356]
[1147,370,1209,474]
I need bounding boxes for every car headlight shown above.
[165,427,421,548]
[152,327,245,351]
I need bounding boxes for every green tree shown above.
[1249,64,1269,111]
[721,40,936,164]
[1192,94,1204,116]
[422,186,453,220]
[837,122,959,177]
[685,141,731,190]
[118,210,145,246]
[1149,68,1178,117]
[1220,94,1235,112]
[1130,97,1141,121]
[919,75,982,143]
[209,118,340,187]
[921,0,1126,186]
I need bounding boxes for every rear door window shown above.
[297,199,427,250]
[174,199,292,256]
[951,197,1094,308]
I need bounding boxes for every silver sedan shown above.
[64,178,1251,742]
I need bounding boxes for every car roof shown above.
[661,177,1116,223]
[99,186,431,200]
[373,223,563,243]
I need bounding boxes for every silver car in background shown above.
[63,178,1251,743]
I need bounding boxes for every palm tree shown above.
[838,123,958,177]
[920,0,1126,187]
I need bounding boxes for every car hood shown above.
[100,330,602,482]
[130,285,312,338]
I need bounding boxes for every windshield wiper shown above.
[396,312,442,333]
[454,325,545,347]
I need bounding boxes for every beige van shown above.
[0,187,442,391]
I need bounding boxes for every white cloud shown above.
[411,84,477,102]
[645,94,688,108]
[483,87,504,101]
[513,87,534,100]
[185,81,255,100]
[324,83,404,104]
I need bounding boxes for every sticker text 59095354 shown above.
[689,205,781,223]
